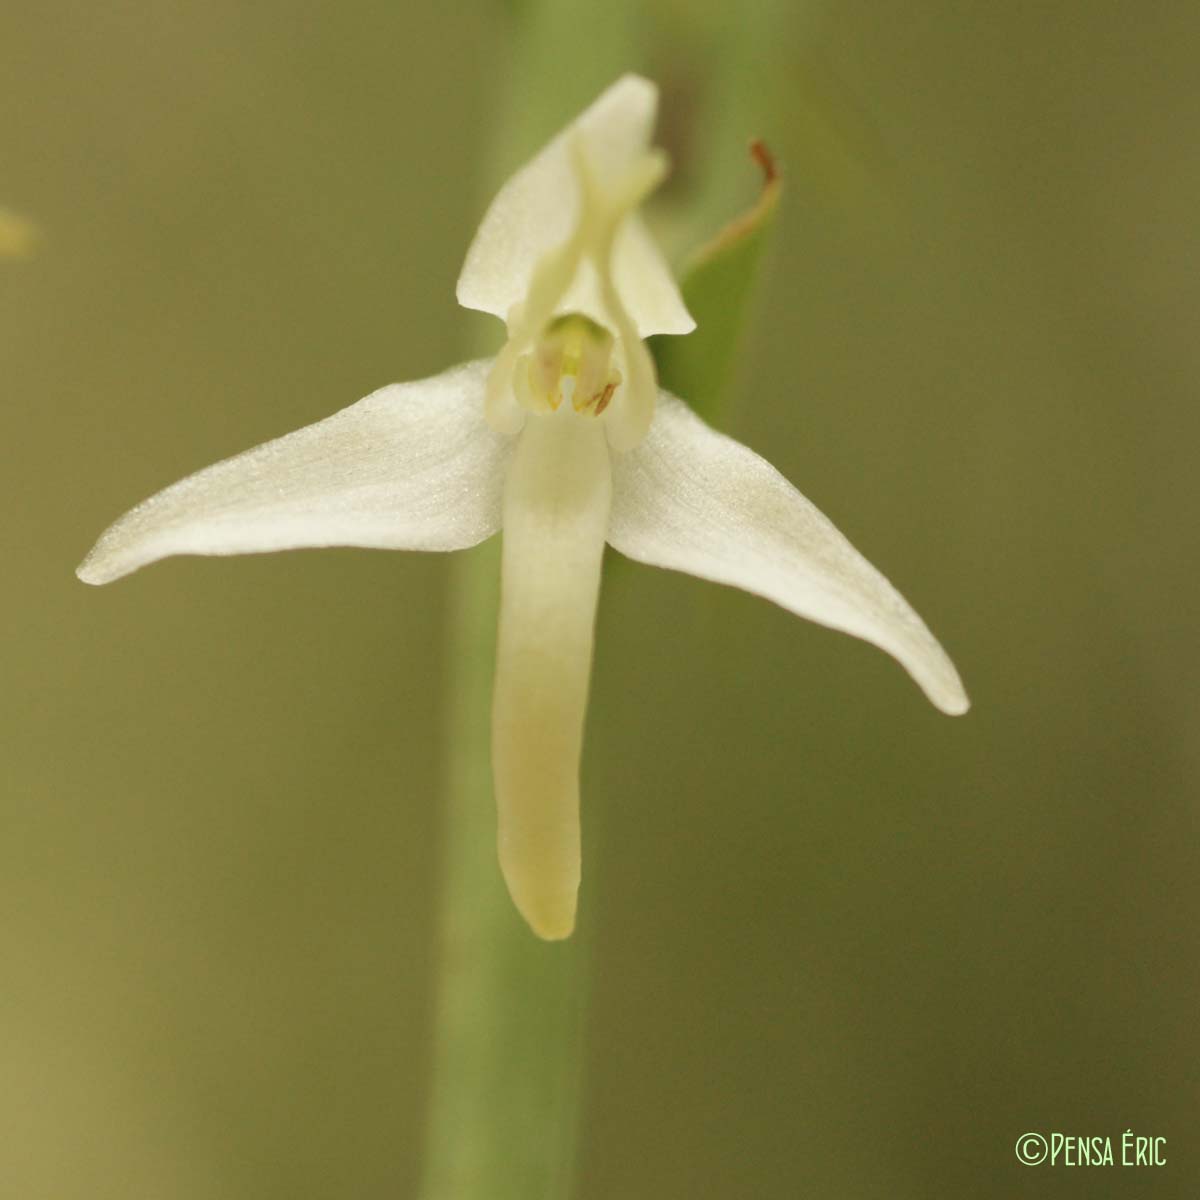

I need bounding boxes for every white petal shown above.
[609,213,694,334]
[77,359,510,585]
[607,393,970,715]
[492,412,612,940]
[456,74,694,338]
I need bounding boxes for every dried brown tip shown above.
[749,139,779,185]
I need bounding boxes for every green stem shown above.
[420,539,590,1200]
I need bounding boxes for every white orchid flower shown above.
[78,76,968,941]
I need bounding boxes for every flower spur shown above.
[78,76,968,940]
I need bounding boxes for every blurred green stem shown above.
[420,539,589,1200]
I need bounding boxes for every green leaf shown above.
[651,141,782,425]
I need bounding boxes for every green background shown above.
[3,1,1197,1196]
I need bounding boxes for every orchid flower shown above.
[77,76,968,940]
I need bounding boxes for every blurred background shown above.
[3,1,1197,1196]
